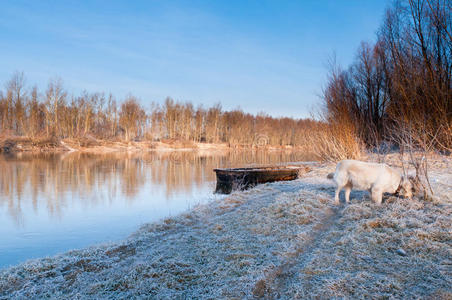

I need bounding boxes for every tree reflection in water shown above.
[0,151,316,226]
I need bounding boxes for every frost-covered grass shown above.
[1,157,451,299]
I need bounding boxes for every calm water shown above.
[0,150,315,269]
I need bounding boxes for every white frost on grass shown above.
[0,159,451,299]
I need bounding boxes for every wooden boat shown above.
[213,165,310,194]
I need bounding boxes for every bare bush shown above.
[388,119,437,199]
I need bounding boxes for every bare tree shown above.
[119,96,146,141]
[45,78,66,137]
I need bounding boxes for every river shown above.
[0,150,316,269]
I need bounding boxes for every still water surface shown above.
[0,151,315,269]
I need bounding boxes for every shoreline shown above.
[0,137,304,154]
[0,155,451,298]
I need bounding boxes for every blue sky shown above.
[0,0,390,118]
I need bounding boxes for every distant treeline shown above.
[0,73,322,147]
[322,0,451,152]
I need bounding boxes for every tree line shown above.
[322,0,451,152]
[0,72,322,147]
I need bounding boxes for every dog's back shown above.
[327,159,404,204]
[334,160,392,190]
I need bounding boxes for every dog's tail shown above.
[327,173,334,180]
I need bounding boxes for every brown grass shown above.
[306,122,363,161]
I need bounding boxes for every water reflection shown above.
[0,151,315,225]
[0,150,315,268]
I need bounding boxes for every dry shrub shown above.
[307,122,363,162]
[0,139,18,152]
[0,136,64,152]
[0,136,32,152]
[388,119,439,199]
[31,136,60,147]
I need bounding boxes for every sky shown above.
[0,0,391,118]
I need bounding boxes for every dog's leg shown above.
[334,186,342,205]
[344,183,352,203]
[371,188,383,205]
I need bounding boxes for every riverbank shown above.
[0,154,451,298]
[0,136,302,154]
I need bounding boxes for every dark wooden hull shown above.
[213,166,301,194]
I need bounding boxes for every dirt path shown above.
[266,205,344,297]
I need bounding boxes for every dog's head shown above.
[399,176,420,199]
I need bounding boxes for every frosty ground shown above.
[1,155,451,299]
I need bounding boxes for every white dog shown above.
[327,160,415,204]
